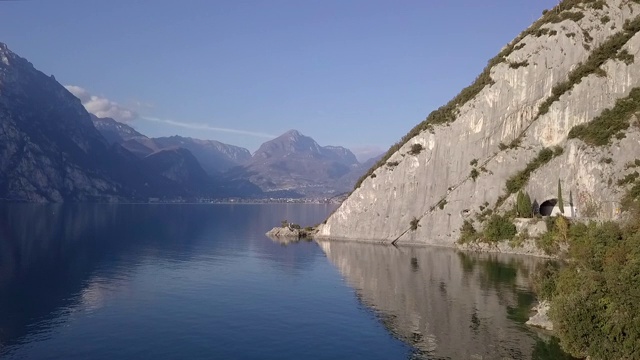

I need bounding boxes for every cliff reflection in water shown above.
[318,241,552,359]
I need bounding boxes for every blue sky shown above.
[1,0,558,160]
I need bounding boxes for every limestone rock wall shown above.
[319,0,640,245]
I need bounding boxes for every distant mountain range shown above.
[92,116,251,174]
[227,130,373,196]
[0,42,379,202]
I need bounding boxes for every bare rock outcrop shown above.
[318,0,640,247]
[526,300,554,331]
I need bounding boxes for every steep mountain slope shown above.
[319,0,640,245]
[0,42,145,202]
[229,130,361,196]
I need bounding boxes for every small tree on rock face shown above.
[558,179,565,215]
[516,191,524,216]
[523,192,533,218]
[516,190,533,218]
[569,190,574,217]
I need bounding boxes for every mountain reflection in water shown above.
[317,240,575,360]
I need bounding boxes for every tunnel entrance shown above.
[539,199,558,216]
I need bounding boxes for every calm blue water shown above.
[0,204,571,359]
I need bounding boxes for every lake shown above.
[0,204,572,359]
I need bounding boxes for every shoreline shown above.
[312,234,558,259]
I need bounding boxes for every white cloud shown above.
[140,116,276,139]
[65,85,137,123]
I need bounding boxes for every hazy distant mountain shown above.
[228,130,364,197]
[152,136,251,174]
[0,42,259,201]
[91,118,252,176]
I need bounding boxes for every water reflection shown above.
[317,241,573,359]
[0,203,334,354]
[0,204,216,350]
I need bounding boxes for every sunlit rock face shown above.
[318,241,552,359]
[318,0,640,245]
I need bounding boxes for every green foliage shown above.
[621,175,640,212]
[569,190,574,209]
[470,168,479,181]
[568,87,640,146]
[534,28,551,37]
[533,261,561,300]
[475,207,493,222]
[410,217,419,231]
[516,190,533,217]
[458,220,479,244]
[408,143,424,155]
[537,216,571,255]
[601,15,611,24]
[509,136,522,149]
[553,145,564,156]
[618,171,639,186]
[438,199,447,210]
[483,214,517,242]
[505,148,558,194]
[386,161,399,168]
[548,219,640,359]
[589,0,606,9]
[532,180,640,359]
[558,179,564,214]
[470,158,478,166]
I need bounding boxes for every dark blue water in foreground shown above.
[0,204,572,359]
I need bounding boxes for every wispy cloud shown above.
[141,116,276,139]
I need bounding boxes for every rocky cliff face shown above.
[319,0,640,245]
[0,43,131,202]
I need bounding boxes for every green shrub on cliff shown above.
[550,219,640,359]
[568,87,640,146]
[533,202,640,359]
[458,220,480,244]
[483,214,517,242]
